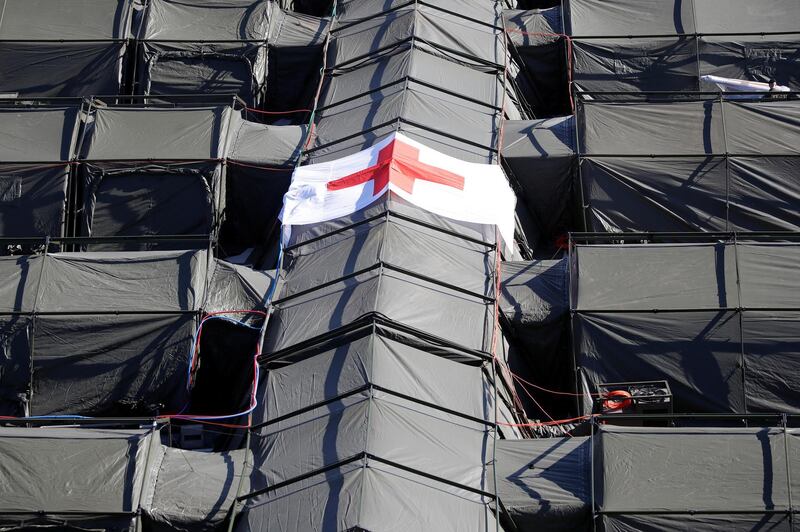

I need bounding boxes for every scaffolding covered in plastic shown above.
[507,0,800,106]
[570,237,800,415]
[0,0,134,98]
[495,422,799,531]
[0,0,799,531]
[0,248,271,417]
[0,100,305,253]
[502,97,800,245]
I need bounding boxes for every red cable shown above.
[490,232,528,421]
[511,370,602,398]
[512,372,572,436]
[166,418,251,429]
[497,414,597,428]
[187,309,267,378]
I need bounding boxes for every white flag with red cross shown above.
[280,132,516,246]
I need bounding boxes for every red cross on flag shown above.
[280,132,516,246]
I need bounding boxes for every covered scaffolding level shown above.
[232,1,531,529]
[0,0,798,531]
[506,0,800,113]
[0,0,133,98]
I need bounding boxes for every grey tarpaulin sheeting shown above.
[506,0,800,95]
[504,8,571,116]
[581,98,800,157]
[266,254,493,353]
[571,37,698,94]
[264,8,329,116]
[566,0,695,37]
[223,118,306,251]
[204,259,274,313]
[501,259,572,419]
[0,106,81,238]
[502,117,575,246]
[492,426,799,531]
[236,192,523,529]
[0,107,80,161]
[499,100,800,240]
[284,196,503,257]
[0,102,304,249]
[14,250,206,416]
[572,242,800,414]
[310,55,502,163]
[0,249,271,416]
[142,447,249,532]
[578,99,800,233]
[579,100,725,156]
[82,106,232,160]
[567,0,800,36]
[0,0,133,97]
[241,333,504,531]
[261,332,493,425]
[80,106,232,247]
[597,425,799,530]
[237,461,499,532]
[493,437,590,532]
[265,204,496,354]
[501,260,568,327]
[505,8,563,46]
[251,390,490,491]
[33,313,195,416]
[279,211,492,297]
[0,425,253,532]
[306,0,510,165]
[227,120,305,167]
[0,426,157,531]
[337,0,499,25]
[329,5,502,67]
[138,0,271,107]
[138,0,328,109]
[235,3,528,529]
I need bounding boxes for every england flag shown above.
[280,132,516,247]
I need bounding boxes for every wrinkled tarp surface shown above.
[80,106,230,244]
[306,0,513,165]
[0,426,251,531]
[502,117,576,245]
[509,1,800,97]
[266,207,496,354]
[573,242,800,414]
[2,104,305,251]
[501,259,572,418]
[493,437,590,532]
[143,447,249,531]
[0,250,271,416]
[500,99,800,240]
[0,0,133,97]
[579,99,800,232]
[567,0,800,92]
[0,426,154,531]
[138,0,328,108]
[0,106,81,237]
[493,426,799,531]
[597,425,799,530]
[235,176,522,528]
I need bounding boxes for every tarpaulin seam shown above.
[270,311,495,362]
